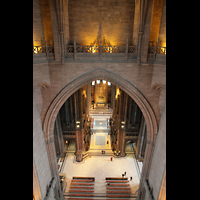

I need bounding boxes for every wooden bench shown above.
[106,187,131,190]
[106,199,130,200]
[69,194,94,197]
[105,177,128,180]
[69,199,93,200]
[107,184,130,187]
[71,179,93,182]
[70,186,94,189]
[106,191,131,194]
[73,176,95,180]
[106,180,129,183]
[69,190,94,193]
[106,194,131,198]
[71,183,94,185]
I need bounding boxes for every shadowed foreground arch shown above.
[43,68,158,196]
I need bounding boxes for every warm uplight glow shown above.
[115,87,120,99]
[89,46,97,53]
[103,80,106,84]
[97,80,100,84]
[162,47,166,54]
[92,81,95,85]
[108,47,112,53]
[34,49,38,54]
[77,125,80,128]
[108,82,111,86]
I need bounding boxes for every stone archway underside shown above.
[43,68,158,194]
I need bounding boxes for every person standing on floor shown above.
[130,176,132,181]
[124,171,126,176]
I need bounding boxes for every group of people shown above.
[122,171,132,181]
[106,172,133,186]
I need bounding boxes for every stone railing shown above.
[148,46,166,54]
[33,46,54,54]
[66,44,136,61]
[66,45,135,54]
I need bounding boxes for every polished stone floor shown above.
[62,153,140,195]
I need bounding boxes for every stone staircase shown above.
[88,149,114,156]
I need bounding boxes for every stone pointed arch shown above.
[44,68,157,143]
[43,68,158,192]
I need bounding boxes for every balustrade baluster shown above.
[126,39,128,60]
[154,39,158,61]
[99,39,102,60]
[74,39,76,60]
[45,40,49,60]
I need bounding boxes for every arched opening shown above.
[125,140,135,153]
[43,68,158,197]
[64,139,76,152]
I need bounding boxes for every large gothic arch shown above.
[43,68,158,195]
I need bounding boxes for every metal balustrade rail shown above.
[33,46,54,54]
[148,46,166,54]
[66,45,136,54]
[33,44,165,63]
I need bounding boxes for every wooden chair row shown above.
[106,190,131,194]
[70,186,94,189]
[68,199,93,200]
[106,187,131,190]
[106,194,131,198]
[69,194,94,197]
[71,179,94,182]
[106,184,130,187]
[105,177,128,180]
[73,176,95,180]
[71,183,94,186]
[106,180,129,183]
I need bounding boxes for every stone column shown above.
[65,100,70,126]
[63,0,70,46]
[111,84,115,109]
[49,0,61,61]
[69,96,74,126]
[86,83,91,118]
[74,89,84,161]
[56,112,65,158]
[136,115,146,159]
[135,0,154,63]
[116,91,128,157]
[140,0,154,62]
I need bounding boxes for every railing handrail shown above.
[148,45,166,54]
[66,44,135,54]
[33,45,54,54]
